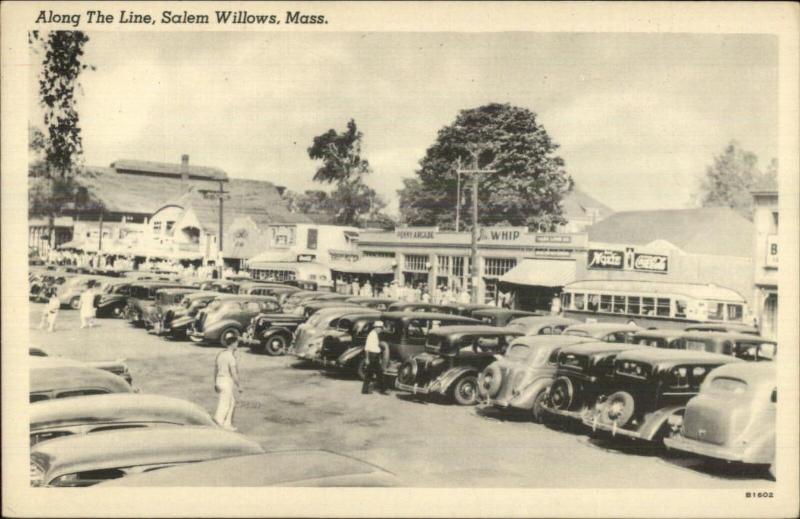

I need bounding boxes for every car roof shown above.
[632,329,684,339]
[558,341,643,357]
[30,359,132,395]
[616,347,741,366]
[380,311,480,322]
[706,362,775,385]
[156,288,199,295]
[32,426,264,482]
[563,323,641,336]
[679,331,777,344]
[428,325,523,338]
[31,393,215,430]
[212,295,279,303]
[387,302,452,310]
[507,315,581,328]
[97,450,397,487]
[509,335,596,349]
[471,308,538,317]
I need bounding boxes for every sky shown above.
[29,32,778,215]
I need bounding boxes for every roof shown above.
[705,362,775,386]
[428,325,524,337]
[506,316,582,332]
[510,335,595,349]
[561,187,614,223]
[558,341,643,357]
[381,311,480,323]
[32,426,264,483]
[111,159,227,181]
[96,450,397,487]
[329,257,396,275]
[678,331,777,344]
[30,362,132,395]
[615,347,740,366]
[564,279,746,302]
[31,394,215,430]
[499,259,577,287]
[586,207,753,257]
[563,322,642,337]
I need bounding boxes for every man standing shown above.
[214,340,242,430]
[79,280,97,329]
[39,289,60,332]
[361,321,387,395]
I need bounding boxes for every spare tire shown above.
[397,361,418,386]
[478,363,503,398]
[548,376,574,411]
[601,391,635,427]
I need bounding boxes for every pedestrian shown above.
[213,340,242,431]
[79,280,97,329]
[361,321,387,395]
[457,287,471,305]
[421,288,431,303]
[39,289,60,332]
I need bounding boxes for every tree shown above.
[306,119,386,226]
[696,141,777,220]
[398,103,574,230]
[28,31,95,251]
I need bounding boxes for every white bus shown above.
[560,280,752,330]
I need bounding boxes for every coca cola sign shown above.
[588,249,624,270]
[633,253,668,273]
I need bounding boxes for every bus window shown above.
[613,295,626,313]
[675,299,687,318]
[599,295,612,313]
[587,295,599,312]
[727,304,743,322]
[574,293,585,310]
[642,297,655,316]
[708,302,724,321]
[656,298,671,317]
[628,296,640,315]
[561,293,572,310]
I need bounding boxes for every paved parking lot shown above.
[30,304,775,488]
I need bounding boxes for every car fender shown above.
[741,424,775,465]
[263,326,294,341]
[639,405,686,441]
[433,366,479,396]
[204,319,243,339]
[97,294,127,308]
[338,345,364,366]
[509,376,555,410]
[170,315,194,330]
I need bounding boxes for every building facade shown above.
[751,190,779,339]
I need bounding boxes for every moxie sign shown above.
[588,249,624,269]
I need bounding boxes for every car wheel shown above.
[70,296,80,310]
[602,391,635,428]
[453,375,479,406]
[188,334,205,344]
[265,334,288,356]
[356,356,368,381]
[530,389,548,423]
[219,327,241,347]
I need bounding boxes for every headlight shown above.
[677,367,688,377]
[692,367,706,377]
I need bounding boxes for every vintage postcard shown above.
[2,1,798,517]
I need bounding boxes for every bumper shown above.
[481,397,511,409]
[395,380,432,395]
[239,333,261,346]
[663,435,746,462]
[582,413,645,439]
[542,405,587,421]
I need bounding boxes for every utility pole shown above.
[457,154,496,304]
[455,157,461,233]
[199,179,230,279]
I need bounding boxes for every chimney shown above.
[180,154,189,181]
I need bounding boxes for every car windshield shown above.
[736,341,776,361]
[685,339,728,354]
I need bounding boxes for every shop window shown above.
[404,254,429,273]
[675,299,687,318]
[363,251,395,258]
[707,302,724,321]
[628,296,640,315]
[574,293,585,310]
[642,297,655,316]
[613,295,626,314]
[599,295,612,313]
[656,298,671,317]
[726,304,743,322]
[307,228,318,250]
[153,221,161,233]
[165,221,175,233]
[484,279,498,304]
[484,258,517,277]
[562,293,572,310]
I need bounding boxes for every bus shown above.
[560,280,751,330]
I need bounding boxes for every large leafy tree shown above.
[696,141,777,220]
[306,119,386,226]
[399,103,574,230]
[29,31,97,250]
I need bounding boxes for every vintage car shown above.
[95,280,135,318]
[478,335,596,421]
[55,275,104,309]
[143,288,199,331]
[291,307,381,361]
[386,302,461,314]
[670,332,776,362]
[97,450,398,487]
[448,303,496,317]
[242,310,306,355]
[471,308,542,327]
[283,279,319,291]
[30,393,216,445]
[318,314,385,376]
[300,299,363,320]
[30,426,264,487]
[664,362,776,478]
[344,297,398,310]
[159,291,224,338]
[683,323,760,336]
[281,290,326,314]
[506,315,582,336]
[540,341,644,422]
[30,357,134,403]
[630,329,684,348]
[125,281,194,327]
[395,326,524,405]
[562,322,642,343]
[238,281,299,302]
[582,348,741,444]
[29,271,72,302]
[198,279,241,293]
[188,295,282,346]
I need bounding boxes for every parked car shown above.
[478,335,596,421]
[299,299,363,320]
[238,281,299,303]
[198,280,240,293]
[291,307,380,361]
[95,280,134,318]
[144,288,199,331]
[55,275,103,309]
[30,393,216,446]
[188,295,282,346]
[30,357,134,403]
[683,323,760,336]
[283,279,319,291]
[318,314,385,376]
[664,362,776,479]
[471,308,543,327]
[125,281,194,327]
[670,332,776,362]
[98,450,399,487]
[506,315,582,336]
[281,290,326,314]
[159,291,224,339]
[540,341,644,422]
[582,348,741,444]
[448,303,496,317]
[242,310,306,356]
[562,322,642,343]
[630,329,684,348]
[30,426,264,487]
[386,302,461,314]
[395,326,524,405]
[29,271,72,302]
[344,297,398,310]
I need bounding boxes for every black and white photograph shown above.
[2,2,798,517]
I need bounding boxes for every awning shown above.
[499,259,576,288]
[329,257,395,275]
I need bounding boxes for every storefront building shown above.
[751,189,778,339]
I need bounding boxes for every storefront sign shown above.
[395,227,437,240]
[633,253,668,273]
[535,234,572,244]
[588,249,624,269]
[766,235,778,267]
[533,248,572,258]
[296,254,316,262]
[478,226,527,242]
